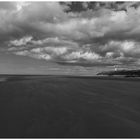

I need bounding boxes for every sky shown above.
[0,1,140,75]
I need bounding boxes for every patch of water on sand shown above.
[0,78,7,82]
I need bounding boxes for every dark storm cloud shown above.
[1,2,140,67]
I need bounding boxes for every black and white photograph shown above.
[0,1,140,138]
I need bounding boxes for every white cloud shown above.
[110,11,127,22]
[105,52,114,58]
[105,40,140,55]
[34,54,51,60]
[44,47,68,55]
[15,50,52,60]
[31,46,68,55]
[9,36,33,46]
[64,50,101,61]
[15,50,29,56]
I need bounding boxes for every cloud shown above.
[1,2,140,67]
[0,2,139,42]
[9,36,33,46]
[7,35,140,67]
[103,40,140,57]
[31,46,68,56]
[63,50,101,61]
[15,49,52,60]
[8,36,103,65]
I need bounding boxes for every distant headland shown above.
[97,69,140,77]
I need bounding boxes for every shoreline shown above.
[0,74,140,82]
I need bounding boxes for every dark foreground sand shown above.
[0,75,140,138]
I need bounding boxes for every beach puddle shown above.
[0,78,7,82]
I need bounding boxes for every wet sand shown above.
[0,75,140,138]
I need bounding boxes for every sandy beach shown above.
[0,75,140,138]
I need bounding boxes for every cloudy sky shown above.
[0,1,140,75]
